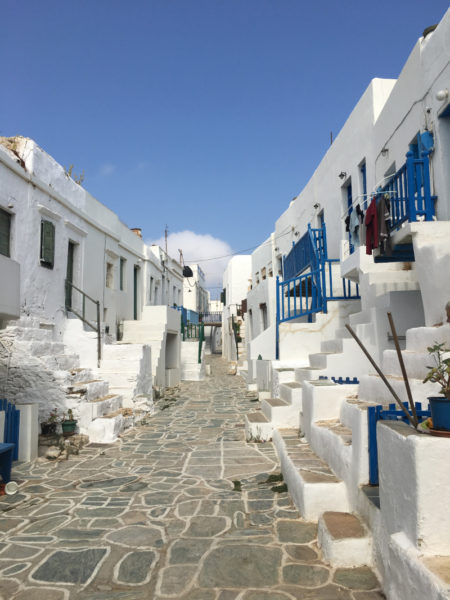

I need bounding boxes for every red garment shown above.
[365,197,378,255]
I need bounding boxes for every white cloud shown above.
[149,230,233,290]
[99,163,116,176]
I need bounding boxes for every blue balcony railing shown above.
[387,150,434,231]
[276,223,359,358]
[347,150,435,254]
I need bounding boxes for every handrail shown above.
[198,322,205,364]
[65,279,102,367]
[231,315,240,361]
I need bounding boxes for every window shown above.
[119,258,126,291]
[106,262,114,288]
[260,303,268,331]
[40,220,55,269]
[359,161,367,209]
[149,276,154,303]
[261,267,266,280]
[0,209,11,257]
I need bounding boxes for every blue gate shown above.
[0,399,20,460]
[367,402,430,485]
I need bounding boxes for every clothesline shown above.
[340,190,396,219]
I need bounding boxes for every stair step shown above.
[245,411,273,442]
[66,379,109,401]
[315,419,352,445]
[273,429,350,521]
[87,414,125,444]
[318,511,372,567]
[309,352,335,369]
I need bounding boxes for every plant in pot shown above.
[60,409,77,437]
[423,342,450,434]
[41,408,59,435]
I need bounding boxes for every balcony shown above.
[0,254,20,321]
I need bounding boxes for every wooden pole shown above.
[345,324,415,426]
[387,312,418,426]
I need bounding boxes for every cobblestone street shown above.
[0,355,383,599]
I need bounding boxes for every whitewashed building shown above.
[222,255,251,362]
[245,12,450,600]
[0,135,183,452]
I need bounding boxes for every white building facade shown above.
[0,135,185,450]
[244,13,450,600]
[222,255,251,361]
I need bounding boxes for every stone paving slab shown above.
[0,355,384,599]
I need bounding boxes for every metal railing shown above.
[276,223,360,358]
[0,398,20,461]
[65,280,101,367]
[199,312,222,324]
[388,150,434,230]
[346,150,435,254]
[198,322,205,364]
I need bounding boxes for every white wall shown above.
[0,253,20,321]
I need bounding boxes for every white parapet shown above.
[378,421,450,556]
[17,403,39,462]
[87,415,124,444]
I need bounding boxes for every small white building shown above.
[222,255,251,361]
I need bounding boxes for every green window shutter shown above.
[40,220,55,268]
[0,209,11,257]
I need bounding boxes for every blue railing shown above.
[277,268,323,322]
[388,150,434,231]
[368,402,430,485]
[0,398,20,461]
[175,306,199,326]
[276,224,359,358]
[283,224,324,281]
[347,150,435,255]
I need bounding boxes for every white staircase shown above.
[181,340,205,381]
[121,305,181,389]
[98,343,153,413]
[0,317,134,444]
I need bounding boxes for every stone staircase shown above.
[121,305,180,389]
[97,343,153,413]
[0,317,134,444]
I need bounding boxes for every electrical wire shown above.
[185,226,293,263]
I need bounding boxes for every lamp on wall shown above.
[338,171,347,180]
[381,147,389,156]
[436,89,449,101]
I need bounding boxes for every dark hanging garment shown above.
[377,195,392,256]
[365,198,378,255]
[183,266,194,278]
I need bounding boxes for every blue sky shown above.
[2,1,449,292]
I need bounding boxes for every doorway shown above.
[66,241,76,310]
[133,265,139,320]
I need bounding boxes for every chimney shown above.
[131,228,142,239]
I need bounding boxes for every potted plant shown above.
[41,408,59,435]
[60,409,77,437]
[423,342,450,433]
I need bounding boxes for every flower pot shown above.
[41,422,57,435]
[61,420,77,437]
[428,396,450,431]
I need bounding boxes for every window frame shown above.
[40,219,55,269]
